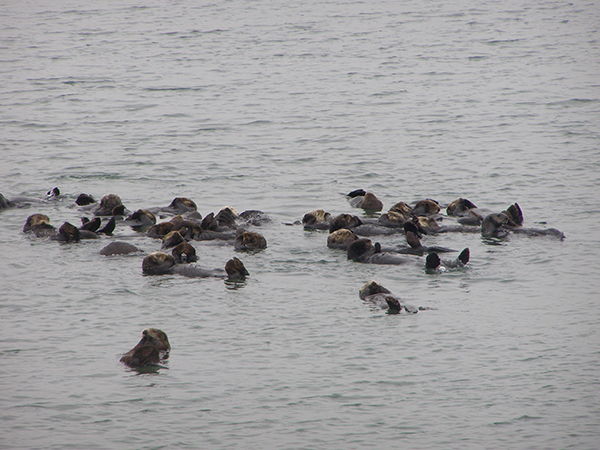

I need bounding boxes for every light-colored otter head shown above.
[23,214,53,233]
[215,207,239,228]
[327,228,359,249]
[302,209,332,226]
[142,252,176,275]
[225,257,249,280]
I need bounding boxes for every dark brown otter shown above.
[120,328,170,368]
[234,231,267,251]
[172,241,197,263]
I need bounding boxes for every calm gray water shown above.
[1,1,599,449]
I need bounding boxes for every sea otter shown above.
[142,252,249,280]
[120,328,170,368]
[23,214,56,237]
[347,190,384,211]
[425,248,470,272]
[327,228,359,250]
[125,209,157,229]
[234,230,267,251]
[359,281,419,314]
[94,194,127,216]
[302,209,333,230]
[347,238,412,265]
[477,202,563,239]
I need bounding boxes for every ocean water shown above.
[1,1,599,449]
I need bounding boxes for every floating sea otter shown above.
[346,189,384,211]
[94,194,127,216]
[142,252,249,279]
[425,249,470,272]
[347,238,414,265]
[302,209,333,230]
[327,228,359,250]
[359,281,424,314]
[23,214,56,237]
[120,328,170,368]
[479,203,564,239]
[234,230,267,251]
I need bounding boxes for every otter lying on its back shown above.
[142,252,249,280]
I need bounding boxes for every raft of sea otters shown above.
[2,188,564,369]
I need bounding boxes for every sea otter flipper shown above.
[458,248,470,265]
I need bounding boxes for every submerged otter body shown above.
[100,241,143,256]
[120,328,170,368]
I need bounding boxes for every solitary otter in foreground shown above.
[359,281,421,314]
[120,328,170,368]
[142,252,249,280]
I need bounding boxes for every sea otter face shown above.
[215,207,239,228]
[142,328,171,352]
[120,328,170,368]
[234,231,267,250]
[481,213,509,238]
[224,257,249,280]
[142,252,176,275]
